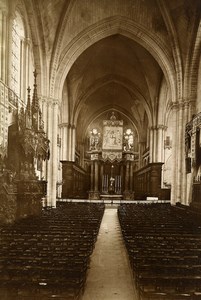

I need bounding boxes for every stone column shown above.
[0,8,8,83]
[3,10,8,83]
[0,9,3,80]
[138,142,142,168]
[129,161,133,191]
[41,98,48,180]
[171,102,189,205]
[64,124,68,161]
[90,161,94,191]
[124,158,135,200]
[160,126,167,189]
[120,164,124,191]
[71,125,76,161]
[60,123,68,161]
[186,100,196,205]
[57,126,62,199]
[81,142,85,168]
[149,127,154,163]
[94,160,99,192]
[20,38,26,100]
[7,10,14,87]
[100,163,104,193]
[0,8,8,146]
[161,126,167,163]
[157,125,165,162]
[21,37,31,102]
[170,105,178,205]
[59,124,63,160]
[139,141,146,167]
[124,160,130,192]
[51,99,58,207]
[181,102,189,204]
[46,101,53,206]
[68,124,72,161]
[25,38,31,92]
[176,103,184,203]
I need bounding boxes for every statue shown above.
[124,129,134,151]
[108,176,115,194]
[89,128,101,151]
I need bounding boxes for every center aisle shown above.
[82,207,138,300]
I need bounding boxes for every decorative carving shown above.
[103,111,123,127]
[102,151,122,162]
[16,70,50,180]
[0,70,49,223]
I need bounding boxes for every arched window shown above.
[123,128,134,151]
[11,12,25,98]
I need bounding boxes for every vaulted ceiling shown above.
[66,34,162,141]
[13,0,201,146]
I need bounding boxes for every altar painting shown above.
[102,125,123,162]
[102,126,123,150]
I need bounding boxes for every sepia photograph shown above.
[0,0,201,299]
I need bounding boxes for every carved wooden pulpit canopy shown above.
[0,70,50,223]
[3,70,50,179]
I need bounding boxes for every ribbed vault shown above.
[63,34,164,147]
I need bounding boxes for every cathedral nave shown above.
[0,0,201,299]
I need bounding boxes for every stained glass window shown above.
[11,12,25,97]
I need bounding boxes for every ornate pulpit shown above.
[0,71,49,223]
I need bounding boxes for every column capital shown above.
[149,125,157,130]
[51,98,59,106]
[0,4,8,16]
[156,125,168,130]
[40,96,48,105]
[45,98,59,108]
[172,99,195,110]
[59,122,69,128]
[24,37,32,46]
[67,123,76,129]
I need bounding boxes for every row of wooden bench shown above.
[118,203,201,300]
[0,202,105,300]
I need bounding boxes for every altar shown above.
[87,112,137,200]
[100,194,123,201]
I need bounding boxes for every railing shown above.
[3,183,17,195]
[0,80,25,109]
[8,88,25,109]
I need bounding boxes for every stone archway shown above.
[52,16,177,103]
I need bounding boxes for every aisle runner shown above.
[82,208,138,300]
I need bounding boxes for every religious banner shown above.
[102,112,123,162]
[102,151,122,162]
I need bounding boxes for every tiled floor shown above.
[82,207,138,300]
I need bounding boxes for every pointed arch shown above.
[51,16,177,104]
[157,0,183,100]
[187,18,201,102]
[72,74,153,127]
